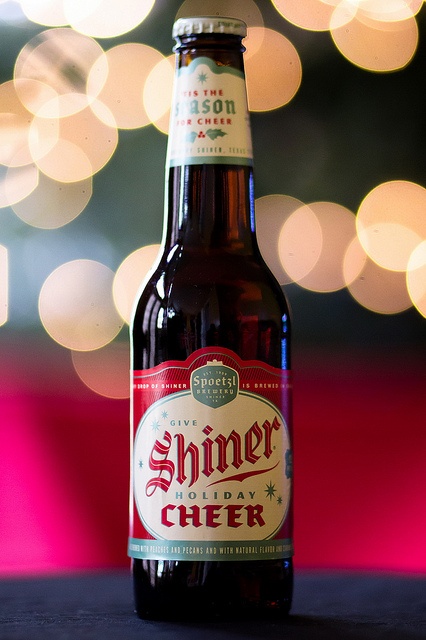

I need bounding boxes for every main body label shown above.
[167,57,253,167]
[129,348,293,561]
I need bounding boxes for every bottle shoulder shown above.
[135,247,289,314]
[132,247,291,368]
[171,246,281,283]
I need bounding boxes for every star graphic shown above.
[265,481,277,501]
[161,411,168,419]
[138,458,143,469]
[151,419,161,431]
[197,71,208,84]
[277,495,283,505]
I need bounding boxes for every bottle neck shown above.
[164,34,256,253]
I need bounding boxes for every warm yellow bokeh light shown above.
[35,138,94,183]
[113,244,161,324]
[357,180,426,271]
[355,0,424,23]
[0,80,38,167]
[0,244,8,326]
[63,0,155,38]
[0,110,30,167]
[143,55,175,135]
[287,201,357,292]
[245,28,302,112]
[331,12,418,72]
[344,236,412,314]
[407,240,426,318]
[12,77,59,123]
[255,194,305,285]
[88,44,165,130]
[29,98,118,182]
[39,260,123,351]
[342,228,368,285]
[271,0,337,31]
[11,172,92,228]
[71,340,130,398]
[357,222,422,273]
[278,204,323,282]
[14,28,105,117]
[328,1,364,30]
[176,0,264,28]
[20,0,68,27]
[0,163,38,208]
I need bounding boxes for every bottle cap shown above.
[172,16,247,39]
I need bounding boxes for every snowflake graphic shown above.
[265,481,277,501]
[197,71,208,84]
[138,458,143,469]
[161,411,168,419]
[151,418,161,432]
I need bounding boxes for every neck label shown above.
[167,57,253,167]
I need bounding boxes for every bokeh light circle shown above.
[29,98,118,182]
[176,0,264,28]
[343,228,368,285]
[284,201,357,292]
[39,260,123,351]
[113,245,161,324]
[0,163,38,208]
[63,0,155,38]
[11,173,92,228]
[344,236,412,314]
[143,55,175,134]
[71,340,130,398]
[0,79,38,167]
[357,222,422,273]
[357,0,424,23]
[331,13,418,72]
[14,28,105,117]
[357,180,426,271]
[19,0,68,27]
[87,44,164,129]
[255,194,305,285]
[406,240,426,318]
[271,0,337,32]
[278,204,323,283]
[245,28,302,111]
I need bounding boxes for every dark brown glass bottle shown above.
[129,16,293,621]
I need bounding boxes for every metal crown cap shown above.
[173,16,247,38]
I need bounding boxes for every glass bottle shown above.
[129,16,293,620]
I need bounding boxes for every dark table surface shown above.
[0,570,425,639]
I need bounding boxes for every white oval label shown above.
[133,389,291,541]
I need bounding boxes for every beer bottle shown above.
[129,16,293,620]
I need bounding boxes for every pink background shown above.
[1,338,424,576]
